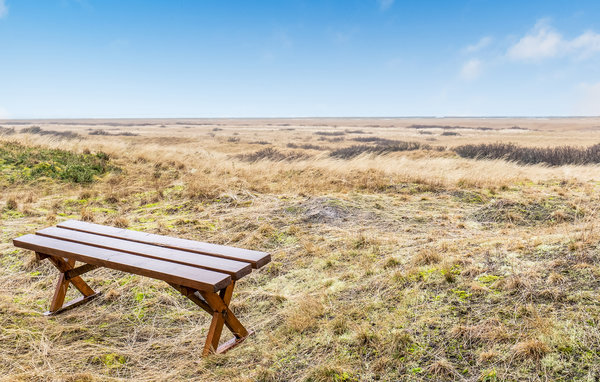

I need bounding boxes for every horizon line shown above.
[1,115,600,121]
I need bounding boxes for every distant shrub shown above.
[352,136,394,143]
[454,142,600,166]
[287,143,326,150]
[21,126,81,139]
[441,131,460,136]
[345,129,367,134]
[250,141,271,145]
[408,124,456,130]
[0,142,118,183]
[20,126,43,134]
[88,129,110,136]
[0,126,16,135]
[318,136,345,142]
[330,141,431,159]
[227,137,240,143]
[408,124,492,131]
[315,131,345,136]
[237,147,308,162]
[89,129,138,136]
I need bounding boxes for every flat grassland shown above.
[1,118,600,381]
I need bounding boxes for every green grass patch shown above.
[0,141,118,184]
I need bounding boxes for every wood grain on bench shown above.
[57,220,271,268]
[14,234,231,292]
[36,227,252,280]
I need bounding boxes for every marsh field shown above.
[1,117,600,381]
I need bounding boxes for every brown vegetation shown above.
[330,141,433,159]
[455,142,600,165]
[1,118,600,381]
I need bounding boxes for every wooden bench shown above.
[13,219,270,356]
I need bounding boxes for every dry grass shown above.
[284,295,325,333]
[512,339,550,361]
[411,248,442,265]
[1,118,600,381]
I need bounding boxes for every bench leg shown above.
[203,283,234,353]
[40,253,100,315]
[199,281,252,356]
[170,281,253,356]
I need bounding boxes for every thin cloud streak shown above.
[0,0,8,19]
[508,20,600,61]
[460,59,483,80]
[465,36,492,53]
[378,0,394,11]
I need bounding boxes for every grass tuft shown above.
[512,339,550,361]
[412,248,441,265]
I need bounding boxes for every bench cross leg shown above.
[170,281,253,356]
[37,252,100,315]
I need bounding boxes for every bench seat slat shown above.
[13,234,231,292]
[57,220,270,269]
[37,227,252,280]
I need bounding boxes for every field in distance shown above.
[1,118,600,381]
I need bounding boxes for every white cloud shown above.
[570,31,600,59]
[460,59,482,80]
[378,0,394,10]
[508,21,562,61]
[508,20,600,61]
[465,36,492,53]
[0,107,9,118]
[0,0,8,19]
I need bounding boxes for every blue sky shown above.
[1,0,600,118]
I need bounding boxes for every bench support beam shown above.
[43,293,101,316]
[65,263,100,281]
[38,253,99,315]
[168,282,213,315]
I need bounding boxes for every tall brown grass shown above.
[2,119,600,381]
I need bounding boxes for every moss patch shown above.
[0,142,118,184]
